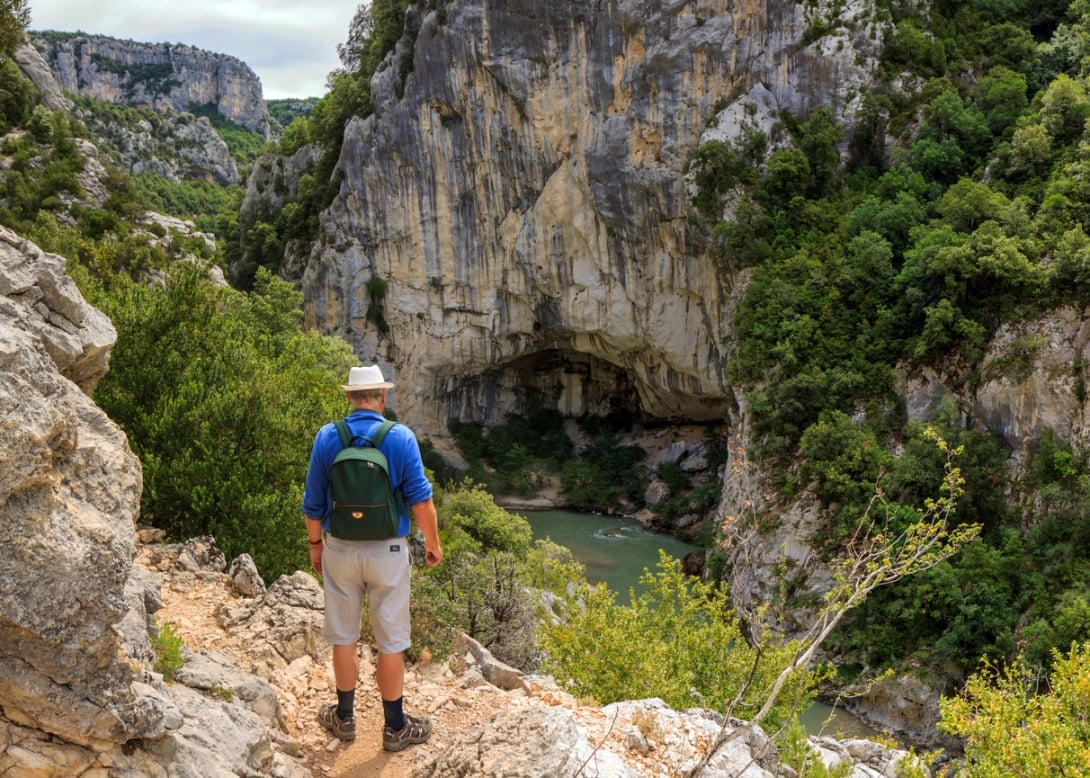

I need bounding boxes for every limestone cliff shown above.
[77,97,242,185]
[269,0,882,449]
[31,32,272,138]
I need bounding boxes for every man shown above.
[303,364,443,751]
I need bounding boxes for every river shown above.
[520,509,701,594]
[520,508,877,740]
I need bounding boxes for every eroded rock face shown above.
[32,34,272,138]
[11,43,70,111]
[972,306,1090,465]
[274,0,882,447]
[0,230,310,776]
[0,228,147,748]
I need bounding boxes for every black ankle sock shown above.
[383,696,405,731]
[336,689,355,721]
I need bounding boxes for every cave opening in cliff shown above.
[440,348,649,433]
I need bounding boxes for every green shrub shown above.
[151,621,185,682]
[89,265,357,580]
[799,410,891,513]
[940,642,1090,776]
[539,554,818,730]
[410,484,584,668]
[655,461,691,493]
[440,481,533,555]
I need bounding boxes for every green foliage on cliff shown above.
[131,172,235,234]
[0,0,29,56]
[0,57,34,132]
[692,0,1090,687]
[450,411,576,496]
[90,55,179,95]
[232,0,415,287]
[265,98,317,127]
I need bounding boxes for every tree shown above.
[922,90,992,160]
[937,179,1009,233]
[759,148,810,209]
[337,3,376,72]
[1050,225,1090,300]
[799,410,891,511]
[0,0,29,56]
[1040,74,1090,146]
[689,430,979,776]
[975,67,1029,136]
[1007,122,1054,180]
[797,106,845,197]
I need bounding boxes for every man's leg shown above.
[376,650,405,731]
[376,648,432,750]
[332,643,359,723]
[317,642,359,740]
[375,650,404,700]
[333,644,360,695]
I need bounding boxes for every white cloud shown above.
[29,0,362,99]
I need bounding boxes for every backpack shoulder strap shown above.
[333,418,353,448]
[371,420,396,449]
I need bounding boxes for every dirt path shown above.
[151,565,515,776]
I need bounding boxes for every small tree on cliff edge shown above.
[0,0,29,57]
[687,427,979,777]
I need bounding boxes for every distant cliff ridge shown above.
[31,32,272,138]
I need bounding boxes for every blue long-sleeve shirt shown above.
[302,409,433,537]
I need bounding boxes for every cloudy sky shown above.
[29,1,364,99]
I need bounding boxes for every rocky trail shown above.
[145,538,924,778]
[147,540,714,777]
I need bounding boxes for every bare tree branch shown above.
[689,428,979,777]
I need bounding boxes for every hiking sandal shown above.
[318,703,356,741]
[382,713,433,752]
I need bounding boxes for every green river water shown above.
[521,508,877,740]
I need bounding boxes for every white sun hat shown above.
[341,365,395,391]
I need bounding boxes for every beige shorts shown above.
[322,536,411,654]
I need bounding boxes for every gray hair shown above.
[347,388,384,403]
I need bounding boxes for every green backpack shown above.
[328,418,404,540]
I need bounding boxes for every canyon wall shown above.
[273,0,882,449]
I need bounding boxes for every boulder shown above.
[0,231,147,749]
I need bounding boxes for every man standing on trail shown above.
[303,364,444,751]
